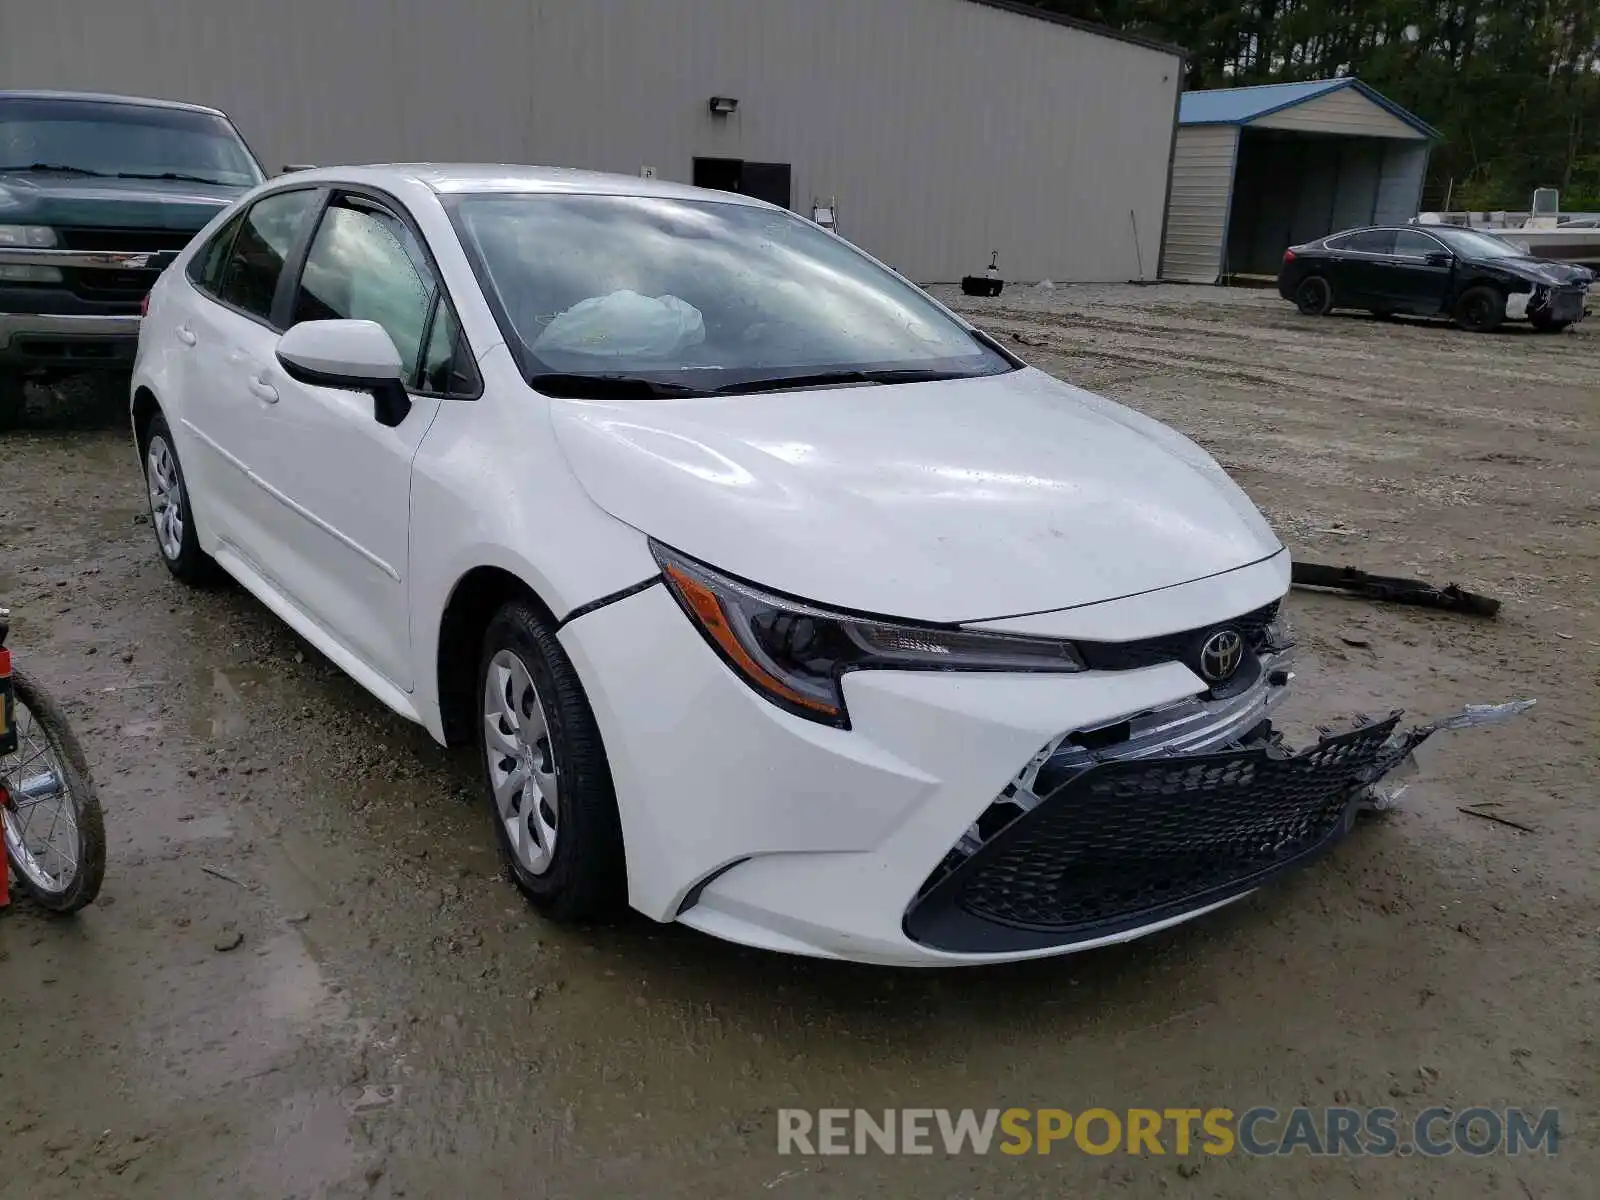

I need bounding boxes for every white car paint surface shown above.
[132,164,1318,966]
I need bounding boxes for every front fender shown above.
[406,356,660,741]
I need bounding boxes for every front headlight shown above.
[0,225,58,248]
[652,541,1084,727]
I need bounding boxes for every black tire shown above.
[1454,285,1506,333]
[1295,275,1334,316]
[3,669,106,914]
[477,598,626,921]
[141,412,219,586]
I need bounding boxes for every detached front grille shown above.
[904,715,1399,954]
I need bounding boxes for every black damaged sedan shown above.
[1278,224,1593,333]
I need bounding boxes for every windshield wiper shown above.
[0,162,111,176]
[114,171,228,185]
[713,368,973,395]
[526,372,712,399]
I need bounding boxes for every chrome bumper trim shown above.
[0,246,178,271]
[1017,646,1296,793]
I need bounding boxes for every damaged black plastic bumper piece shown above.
[904,711,1478,955]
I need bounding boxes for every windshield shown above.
[1430,227,1527,259]
[0,96,262,186]
[448,193,1013,392]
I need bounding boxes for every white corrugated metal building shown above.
[0,0,1187,284]
[1161,78,1439,284]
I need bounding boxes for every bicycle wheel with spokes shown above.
[2,669,105,913]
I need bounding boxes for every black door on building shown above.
[692,158,792,210]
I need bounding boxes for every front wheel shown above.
[3,669,106,913]
[477,599,626,921]
[1295,275,1334,316]
[1454,285,1506,333]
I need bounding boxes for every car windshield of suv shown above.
[449,193,1013,394]
[1430,227,1527,259]
[0,96,262,186]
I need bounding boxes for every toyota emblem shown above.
[1198,629,1245,683]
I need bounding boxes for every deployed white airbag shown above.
[533,290,705,360]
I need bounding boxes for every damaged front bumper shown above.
[1507,283,1588,324]
[904,671,1535,955]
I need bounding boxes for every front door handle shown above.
[248,376,279,404]
[176,325,197,346]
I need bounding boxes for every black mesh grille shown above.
[904,715,1398,954]
[55,227,198,253]
[1076,601,1280,672]
[64,268,160,300]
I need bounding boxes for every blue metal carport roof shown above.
[1178,77,1441,139]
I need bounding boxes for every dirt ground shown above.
[1,285,1594,1198]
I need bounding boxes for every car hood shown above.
[1473,254,1593,287]
[0,171,242,231]
[549,367,1283,623]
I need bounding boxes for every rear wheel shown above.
[1454,285,1505,333]
[143,413,219,586]
[3,669,106,914]
[477,599,626,921]
[1295,275,1334,316]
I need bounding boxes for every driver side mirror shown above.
[275,319,412,428]
[1425,251,1454,267]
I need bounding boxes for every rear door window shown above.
[215,189,319,324]
[1329,229,1396,255]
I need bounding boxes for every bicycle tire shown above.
[3,669,105,913]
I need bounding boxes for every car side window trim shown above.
[1325,229,1397,257]
[281,181,483,401]
[191,185,325,333]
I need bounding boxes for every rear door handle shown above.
[248,375,279,404]
[176,325,197,346]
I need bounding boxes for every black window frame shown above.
[187,185,325,332]
[281,184,482,401]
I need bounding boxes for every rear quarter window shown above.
[188,212,245,294]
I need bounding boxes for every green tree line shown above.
[1029,1,1600,210]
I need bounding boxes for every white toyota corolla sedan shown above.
[130,164,1419,966]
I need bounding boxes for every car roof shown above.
[0,88,228,117]
[277,163,774,207]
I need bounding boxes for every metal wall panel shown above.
[1373,142,1431,225]
[1248,87,1426,140]
[1328,140,1385,230]
[1159,125,1238,283]
[0,0,1182,282]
